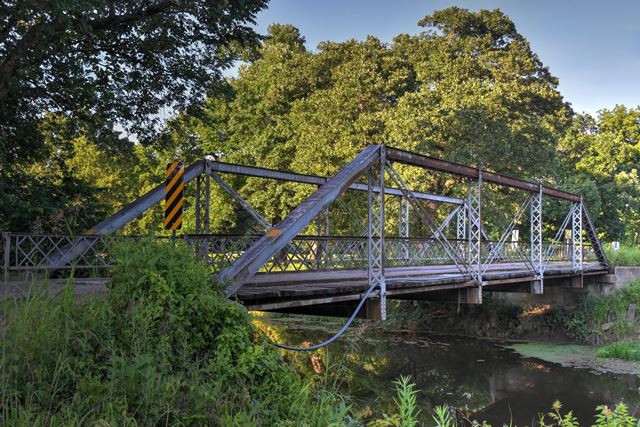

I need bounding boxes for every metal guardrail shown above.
[1,232,600,282]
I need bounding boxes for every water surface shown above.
[260,316,640,425]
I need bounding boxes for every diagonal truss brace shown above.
[210,172,312,268]
[220,144,382,296]
[582,205,608,267]
[385,161,470,276]
[413,206,461,260]
[482,196,531,275]
[542,203,577,273]
[211,172,271,230]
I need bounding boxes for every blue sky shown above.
[248,0,640,115]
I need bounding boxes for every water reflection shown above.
[261,316,640,426]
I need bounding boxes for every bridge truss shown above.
[2,145,608,320]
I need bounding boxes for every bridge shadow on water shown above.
[259,315,640,426]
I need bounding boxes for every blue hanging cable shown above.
[272,281,378,352]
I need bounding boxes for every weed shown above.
[596,341,640,361]
[605,245,640,268]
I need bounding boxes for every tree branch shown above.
[0,1,180,102]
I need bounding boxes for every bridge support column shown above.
[368,147,386,320]
[466,285,483,304]
[572,274,584,289]
[364,298,382,321]
[530,186,543,294]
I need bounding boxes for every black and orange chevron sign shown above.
[164,161,184,231]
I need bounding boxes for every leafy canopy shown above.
[0,0,267,231]
[170,8,572,233]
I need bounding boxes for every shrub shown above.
[0,239,351,426]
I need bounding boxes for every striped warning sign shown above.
[164,161,184,230]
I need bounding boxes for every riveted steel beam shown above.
[467,175,483,285]
[530,186,543,294]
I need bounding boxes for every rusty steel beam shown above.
[385,147,580,202]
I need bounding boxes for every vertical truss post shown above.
[467,174,482,292]
[457,202,466,259]
[195,161,211,259]
[316,208,329,268]
[399,197,409,260]
[368,147,386,320]
[530,185,543,294]
[572,197,583,271]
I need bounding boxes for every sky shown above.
[247,0,640,115]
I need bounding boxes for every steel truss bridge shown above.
[2,145,609,320]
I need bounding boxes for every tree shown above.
[173,8,572,235]
[560,106,640,242]
[0,0,268,231]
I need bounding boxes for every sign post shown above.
[164,161,185,239]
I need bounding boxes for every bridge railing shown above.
[2,232,602,282]
[2,233,115,280]
[189,235,600,275]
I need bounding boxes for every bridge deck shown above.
[1,262,608,312]
[238,262,608,310]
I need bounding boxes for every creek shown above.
[259,316,640,425]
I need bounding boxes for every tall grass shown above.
[596,341,640,361]
[605,245,640,267]
[393,376,420,427]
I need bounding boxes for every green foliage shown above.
[432,405,455,427]
[605,246,640,268]
[0,239,351,425]
[593,402,638,427]
[367,376,421,427]
[0,0,267,232]
[170,8,572,235]
[596,341,640,361]
[560,106,640,242]
[393,376,420,427]
[568,280,640,343]
[538,400,579,427]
